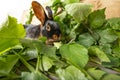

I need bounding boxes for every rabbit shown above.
[23,1,61,44]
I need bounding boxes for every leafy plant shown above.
[0,0,120,80]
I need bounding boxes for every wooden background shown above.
[81,0,120,19]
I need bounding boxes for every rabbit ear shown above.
[45,6,53,20]
[32,1,47,25]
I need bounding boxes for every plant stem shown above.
[36,53,45,72]
[81,69,94,80]
[36,54,40,72]
[71,23,80,32]
[14,51,35,72]
[25,7,34,24]
[40,54,45,72]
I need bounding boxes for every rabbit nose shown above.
[46,34,61,45]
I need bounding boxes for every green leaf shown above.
[107,18,120,30]
[39,56,54,71]
[102,56,120,68]
[100,44,112,54]
[20,39,44,49]
[23,48,38,60]
[60,43,88,68]
[101,74,120,80]
[42,45,57,60]
[65,3,92,22]
[0,72,21,80]
[113,47,120,58]
[69,23,80,40]
[0,55,19,75]
[97,29,118,44]
[20,39,57,60]
[56,66,88,80]
[22,72,49,80]
[78,33,95,48]
[51,0,61,6]
[88,46,110,62]
[87,68,105,80]
[88,9,105,29]
[55,11,67,21]
[64,0,79,4]
[0,16,25,53]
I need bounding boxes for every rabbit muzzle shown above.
[41,20,61,44]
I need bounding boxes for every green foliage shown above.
[22,72,49,80]
[64,0,79,4]
[88,46,110,62]
[97,28,118,44]
[0,0,120,80]
[0,16,25,54]
[65,3,92,22]
[88,8,106,29]
[77,33,95,47]
[101,74,120,80]
[56,66,88,80]
[60,43,88,68]
[87,68,106,80]
[0,55,19,75]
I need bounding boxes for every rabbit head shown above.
[25,1,61,44]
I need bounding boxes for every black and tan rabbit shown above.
[24,1,61,44]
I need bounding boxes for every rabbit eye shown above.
[46,24,51,31]
[52,34,58,40]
